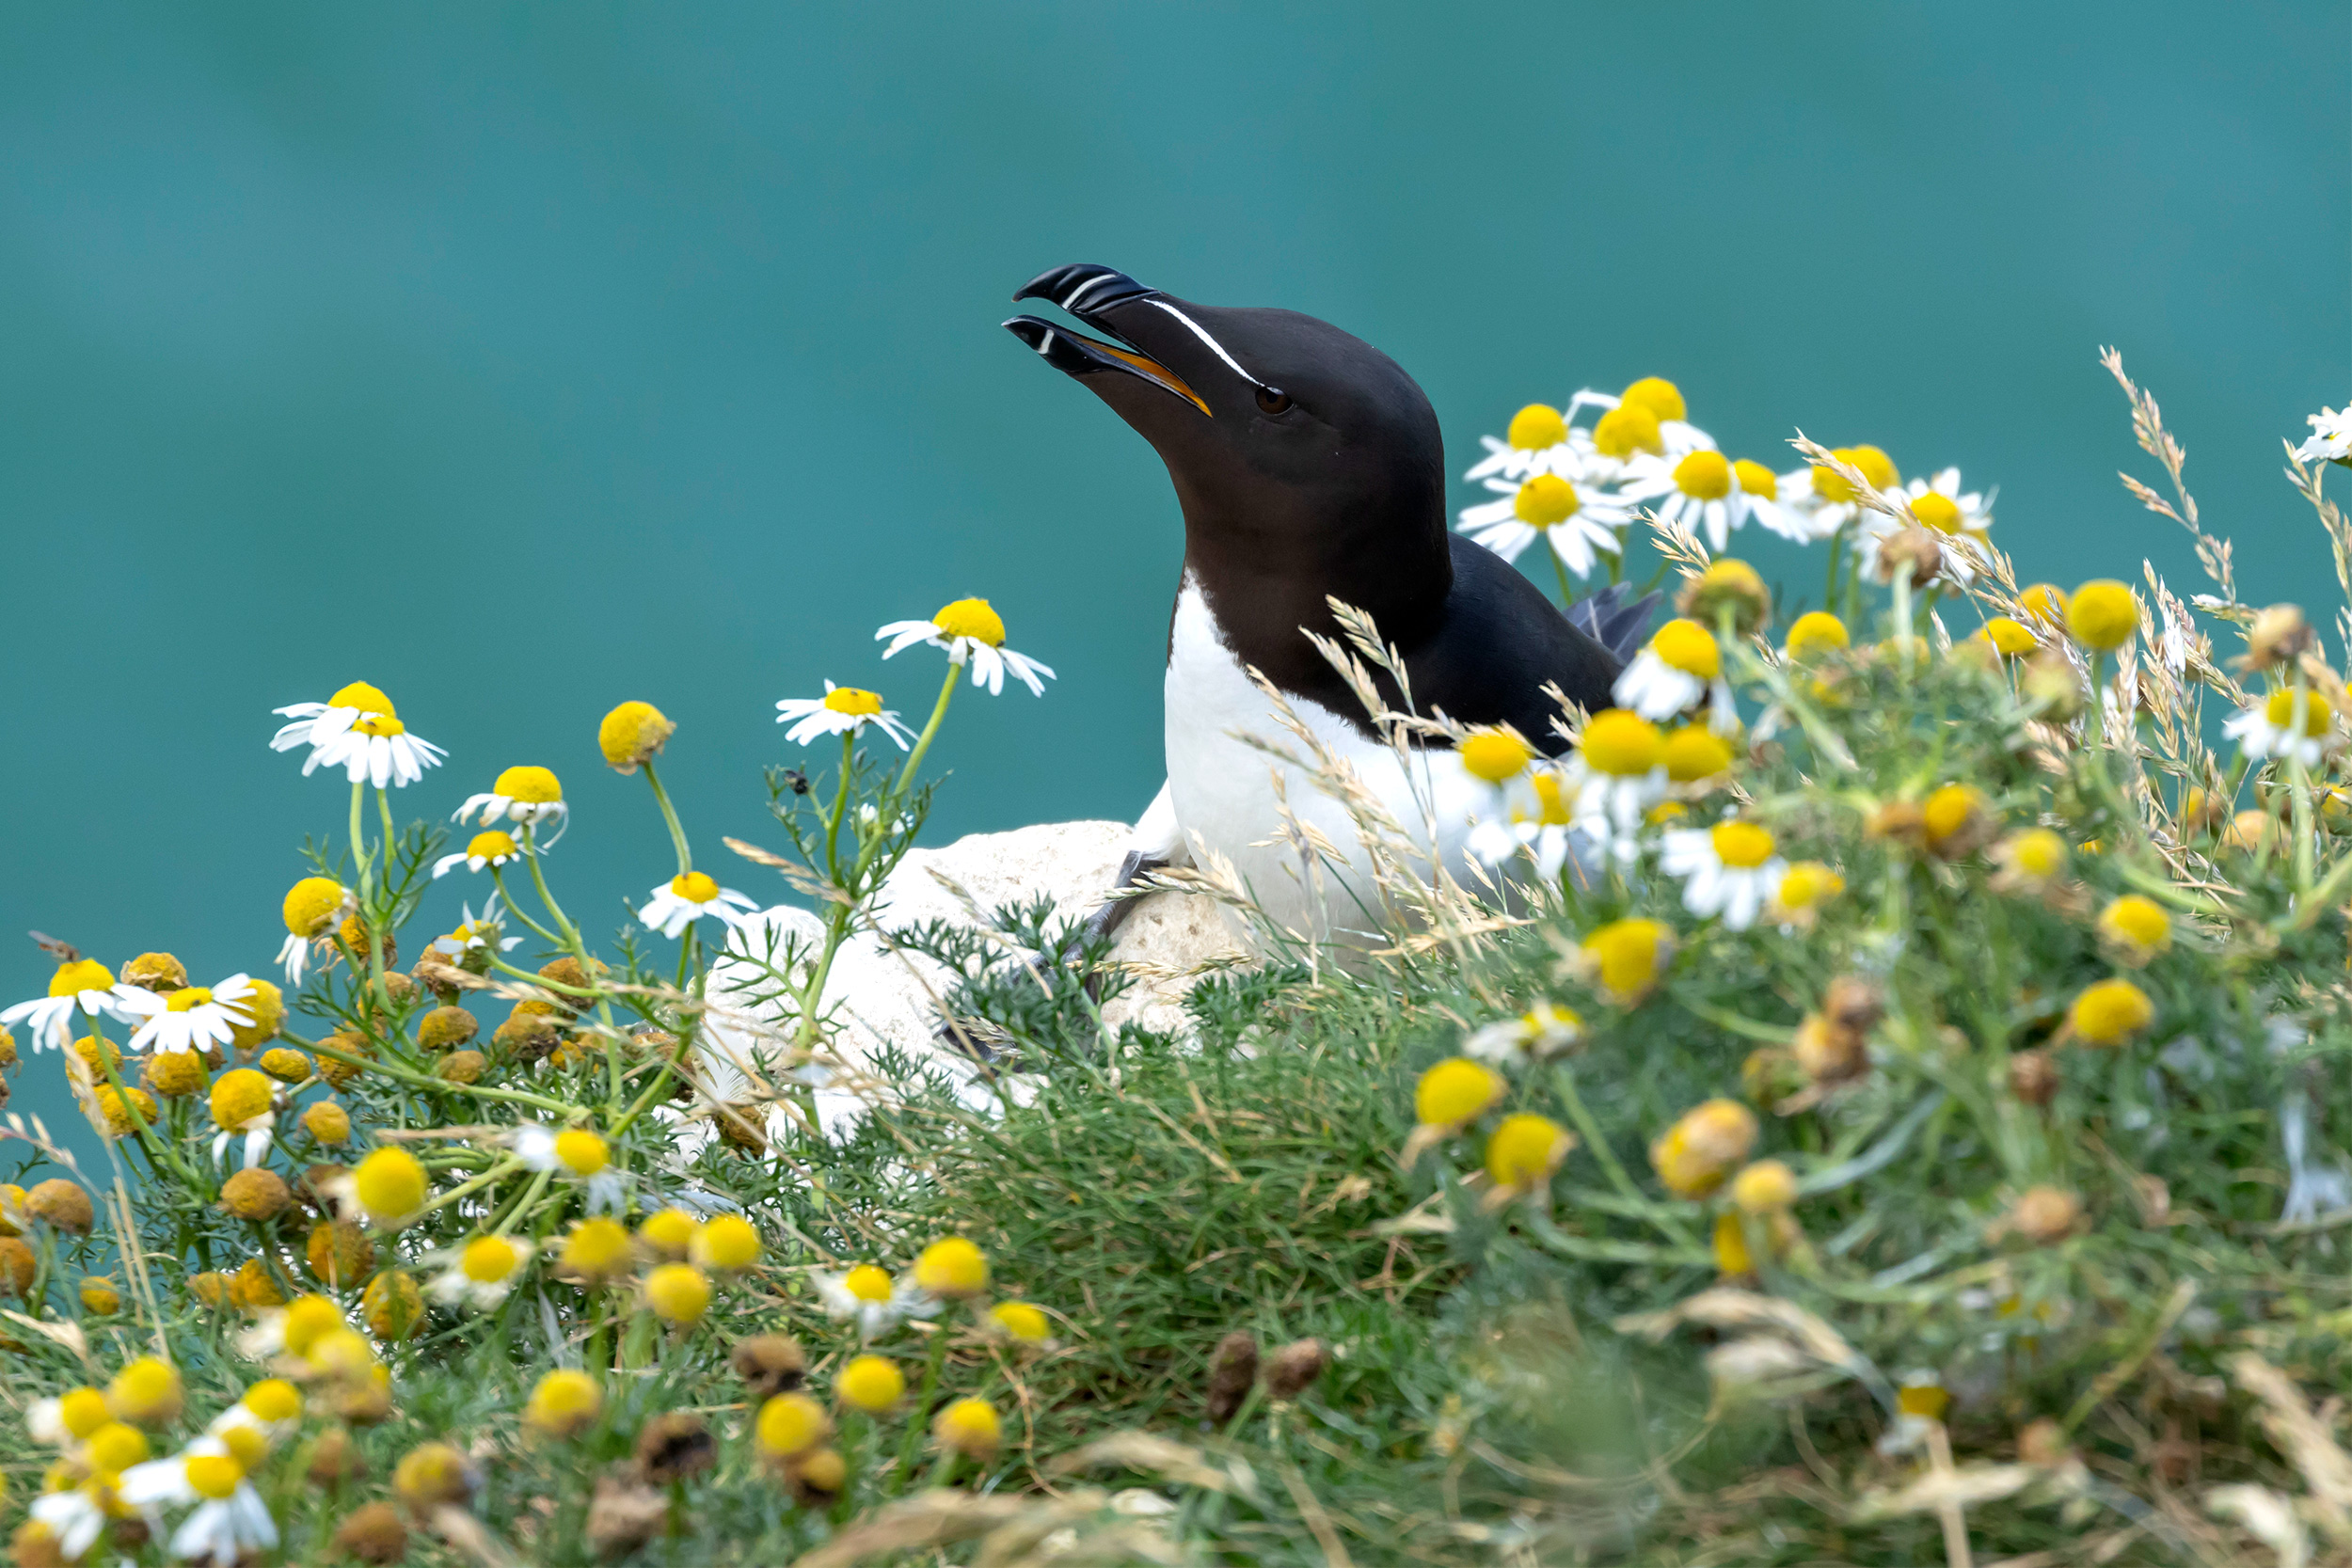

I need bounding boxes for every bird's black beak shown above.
[1004,264,1212,418]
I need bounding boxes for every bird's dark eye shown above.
[1255,386,1293,416]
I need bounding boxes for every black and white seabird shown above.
[1005,264,1642,944]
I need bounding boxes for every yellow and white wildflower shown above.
[512,1124,626,1212]
[114,975,257,1055]
[1565,710,1670,863]
[1613,449,1751,551]
[1613,619,1736,731]
[433,830,525,879]
[453,766,567,832]
[1463,1003,1584,1068]
[775,682,917,750]
[428,897,525,963]
[424,1233,536,1311]
[1659,818,1788,930]
[876,598,1056,697]
[1778,444,1898,538]
[2224,687,2336,768]
[1454,735,1581,880]
[638,872,759,939]
[119,1438,278,1567]
[1728,457,1811,542]
[2,958,135,1053]
[1576,378,1714,464]
[813,1263,939,1339]
[1462,400,1602,483]
[2295,405,2352,465]
[275,877,353,986]
[1455,473,1630,578]
[1854,467,1994,585]
[269,681,444,787]
[28,1476,119,1562]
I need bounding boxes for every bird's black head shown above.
[1006,265,1452,640]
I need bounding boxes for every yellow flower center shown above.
[1649,619,1721,678]
[843,1263,894,1303]
[1709,820,1776,869]
[1511,473,1581,528]
[59,1387,112,1440]
[597,701,675,771]
[1580,709,1665,777]
[671,871,721,904]
[243,1380,301,1423]
[1459,731,1533,784]
[563,1218,630,1276]
[553,1129,609,1177]
[218,1423,268,1472]
[163,986,213,1013]
[353,1148,428,1221]
[1672,450,1732,500]
[1774,862,1843,911]
[1530,770,1574,824]
[1484,1114,1569,1187]
[527,1370,600,1428]
[1618,376,1686,423]
[838,1355,906,1413]
[638,1209,696,1259]
[822,687,885,717]
[1912,491,1963,534]
[1847,445,1898,490]
[1897,1383,1950,1421]
[486,766,558,805]
[1662,726,1733,783]
[2069,978,2153,1045]
[2018,583,2069,626]
[1921,784,1986,845]
[2066,579,2137,651]
[1592,404,1662,460]
[755,1393,829,1459]
[644,1263,711,1323]
[934,1397,1001,1453]
[931,597,1006,646]
[1731,1160,1798,1212]
[327,682,394,717]
[107,1357,181,1423]
[351,713,406,737]
[1783,611,1849,662]
[185,1453,244,1501]
[1582,918,1668,1000]
[1733,458,1780,498]
[1413,1057,1502,1131]
[1505,403,1567,451]
[1979,617,2037,657]
[2099,895,2171,952]
[2264,687,2334,736]
[2007,828,2067,879]
[47,959,113,999]
[691,1215,761,1272]
[461,1235,520,1283]
[914,1237,991,1298]
[988,1301,1051,1343]
[209,1069,273,1131]
[281,1295,342,1358]
[282,877,346,939]
[467,831,518,862]
[85,1422,148,1472]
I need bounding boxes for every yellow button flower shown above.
[1577,917,1674,1006]
[912,1237,990,1299]
[2068,978,2153,1046]
[352,1148,427,1223]
[644,1263,710,1324]
[597,701,675,774]
[1413,1057,1503,1132]
[2066,579,2137,651]
[835,1354,905,1414]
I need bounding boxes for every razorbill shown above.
[1005,264,1641,947]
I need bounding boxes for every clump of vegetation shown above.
[5,364,2352,1567]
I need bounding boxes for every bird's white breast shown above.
[1162,577,1478,946]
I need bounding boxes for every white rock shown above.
[707,820,1245,1081]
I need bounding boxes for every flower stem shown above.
[891,662,962,805]
[642,762,693,878]
[891,1321,953,1493]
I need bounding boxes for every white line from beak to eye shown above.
[1139,299,1259,388]
[1061,272,1123,312]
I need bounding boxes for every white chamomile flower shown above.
[1463,1002,1585,1068]
[1613,449,1754,551]
[434,830,525,879]
[1462,399,1607,483]
[115,974,257,1055]
[1725,457,1811,542]
[207,1380,303,1447]
[424,1232,537,1310]
[2224,687,2337,769]
[269,680,445,788]
[1451,732,1583,881]
[2296,405,2352,465]
[638,872,758,939]
[29,1480,112,1563]
[430,897,527,962]
[1564,710,1670,864]
[814,1262,939,1338]
[775,682,917,751]
[512,1124,626,1212]
[1456,473,1631,578]
[1777,444,1899,538]
[1613,619,1736,732]
[1,958,136,1053]
[1855,467,1995,585]
[453,765,568,838]
[876,597,1056,696]
[1659,818,1788,930]
[119,1440,278,1568]
[1575,377,1715,478]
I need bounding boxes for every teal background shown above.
[1,5,2345,1099]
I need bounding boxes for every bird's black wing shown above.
[1398,536,1626,756]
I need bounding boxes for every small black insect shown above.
[781,768,810,796]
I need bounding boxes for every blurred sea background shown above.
[0,4,2344,1133]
